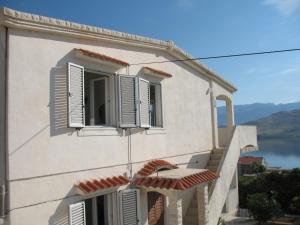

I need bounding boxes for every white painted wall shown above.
[3,27,235,225]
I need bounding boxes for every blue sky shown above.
[1,0,299,104]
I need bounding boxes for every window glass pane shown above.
[84,72,109,126]
[94,80,106,125]
[97,195,109,225]
[150,84,156,126]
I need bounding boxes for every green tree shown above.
[247,193,282,224]
[249,162,266,174]
[290,196,300,214]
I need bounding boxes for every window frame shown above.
[149,82,163,128]
[89,76,109,126]
[83,68,117,129]
[84,192,116,225]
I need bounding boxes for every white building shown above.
[0,8,257,225]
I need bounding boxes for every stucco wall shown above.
[5,27,232,224]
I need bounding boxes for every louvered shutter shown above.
[68,63,85,127]
[69,201,86,225]
[119,189,140,225]
[138,78,150,128]
[118,75,138,127]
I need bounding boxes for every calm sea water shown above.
[242,139,300,169]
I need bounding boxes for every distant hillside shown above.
[245,109,300,140]
[218,101,300,125]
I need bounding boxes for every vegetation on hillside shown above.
[239,169,300,219]
[245,109,300,140]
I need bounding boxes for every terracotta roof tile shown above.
[76,175,129,195]
[137,159,178,177]
[75,48,129,67]
[143,67,173,78]
[133,170,218,191]
[238,156,263,165]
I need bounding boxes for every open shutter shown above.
[118,75,138,128]
[119,189,140,225]
[138,78,150,128]
[68,63,85,128]
[69,201,86,225]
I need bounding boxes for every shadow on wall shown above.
[186,152,211,169]
[49,50,79,137]
[48,187,81,225]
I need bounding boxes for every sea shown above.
[241,139,300,169]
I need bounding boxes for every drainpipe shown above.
[0,26,9,223]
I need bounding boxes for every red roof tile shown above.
[133,170,218,191]
[76,175,130,195]
[143,67,173,78]
[137,159,178,177]
[238,156,263,165]
[75,48,129,67]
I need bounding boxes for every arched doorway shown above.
[215,95,234,147]
[147,191,165,225]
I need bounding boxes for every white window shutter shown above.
[68,63,85,128]
[118,75,138,128]
[138,78,150,128]
[69,201,86,225]
[119,189,140,225]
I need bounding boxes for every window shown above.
[85,195,110,225]
[68,62,163,129]
[84,72,109,126]
[150,83,163,127]
[69,190,140,225]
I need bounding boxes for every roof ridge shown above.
[0,7,237,92]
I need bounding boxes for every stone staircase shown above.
[183,193,198,225]
[183,148,225,225]
[206,148,224,172]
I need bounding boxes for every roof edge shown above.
[0,7,237,92]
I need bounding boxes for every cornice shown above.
[0,7,237,92]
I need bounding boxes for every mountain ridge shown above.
[217,101,300,125]
[244,109,300,140]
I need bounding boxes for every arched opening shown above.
[216,95,234,147]
[147,191,165,225]
[216,95,234,128]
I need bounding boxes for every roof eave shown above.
[0,7,237,93]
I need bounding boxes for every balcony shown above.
[218,125,258,152]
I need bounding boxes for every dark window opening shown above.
[150,84,156,127]
[150,83,162,127]
[85,195,109,225]
[84,72,108,126]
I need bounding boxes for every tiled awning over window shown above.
[133,168,218,191]
[143,67,173,78]
[76,175,130,195]
[75,48,129,67]
[137,159,178,177]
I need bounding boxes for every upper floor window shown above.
[67,62,165,129]
[150,83,163,127]
[84,72,109,126]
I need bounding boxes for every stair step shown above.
[210,153,223,160]
[185,207,198,216]
[207,159,219,166]
[207,165,218,171]
[183,215,198,224]
[212,148,225,154]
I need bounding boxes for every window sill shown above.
[78,127,122,136]
[146,127,166,135]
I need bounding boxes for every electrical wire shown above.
[129,48,300,66]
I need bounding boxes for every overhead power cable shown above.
[129,48,300,66]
